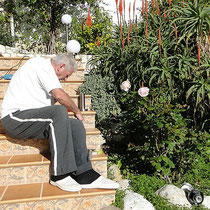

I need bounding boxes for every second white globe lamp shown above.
[61,14,72,25]
[67,40,81,54]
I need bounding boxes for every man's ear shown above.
[60,64,65,70]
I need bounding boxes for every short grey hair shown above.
[52,53,77,72]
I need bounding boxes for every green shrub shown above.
[178,155,210,195]
[79,73,121,125]
[114,173,208,209]
[0,12,13,46]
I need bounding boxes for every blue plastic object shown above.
[3,74,13,80]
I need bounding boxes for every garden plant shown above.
[0,0,209,209]
[79,0,210,209]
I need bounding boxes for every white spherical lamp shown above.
[67,40,81,54]
[61,14,72,25]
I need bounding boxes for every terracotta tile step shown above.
[0,67,84,71]
[0,57,83,69]
[69,111,96,129]
[0,79,84,84]
[0,183,115,207]
[0,110,96,129]
[0,95,92,111]
[0,56,81,61]
[0,153,108,186]
[0,128,104,156]
[0,67,85,81]
[0,153,107,168]
[0,80,85,97]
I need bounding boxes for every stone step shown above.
[0,153,107,186]
[0,79,85,98]
[0,95,92,112]
[68,111,96,129]
[0,56,82,68]
[0,110,95,130]
[0,67,85,81]
[0,183,115,208]
[0,128,104,156]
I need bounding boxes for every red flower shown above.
[119,0,123,16]
[152,0,155,14]
[156,0,160,15]
[163,9,166,21]
[159,28,161,45]
[142,0,144,16]
[127,28,130,45]
[175,23,177,41]
[145,0,148,13]
[145,23,148,39]
[169,0,171,5]
[133,0,136,21]
[97,35,100,46]
[130,19,132,32]
[86,8,92,28]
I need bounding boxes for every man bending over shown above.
[1,54,119,192]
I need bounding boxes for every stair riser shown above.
[0,113,95,129]
[0,71,85,80]
[69,115,95,129]
[0,82,83,97]
[55,97,91,110]
[62,83,83,95]
[0,58,83,68]
[0,160,107,186]
[0,97,91,112]
[0,135,103,156]
[0,59,28,68]
[0,194,115,209]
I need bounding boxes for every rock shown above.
[202,196,210,209]
[119,179,131,191]
[0,45,6,54]
[108,164,122,182]
[156,184,191,208]
[124,191,155,210]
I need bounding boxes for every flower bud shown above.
[138,87,149,97]
[121,79,131,92]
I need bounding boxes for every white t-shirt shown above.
[1,57,62,118]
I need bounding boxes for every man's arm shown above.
[51,88,84,121]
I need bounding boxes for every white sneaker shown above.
[50,176,82,192]
[80,176,119,189]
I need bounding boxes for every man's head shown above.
[51,54,77,81]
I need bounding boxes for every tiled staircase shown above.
[0,56,116,209]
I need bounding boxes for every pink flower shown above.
[121,79,131,91]
[138,87,150,97]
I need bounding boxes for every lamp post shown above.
[66,39,83,111]
[61,14,72,44]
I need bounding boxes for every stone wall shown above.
[0,44,92,73]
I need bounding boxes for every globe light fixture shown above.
[61,14,72,44]
[67,40,81,54]
[61,14,72,25]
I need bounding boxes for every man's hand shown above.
[74,113,84,121]
[51,88,83,120]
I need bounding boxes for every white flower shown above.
[121,79,131,92]
[138,87,150,97]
